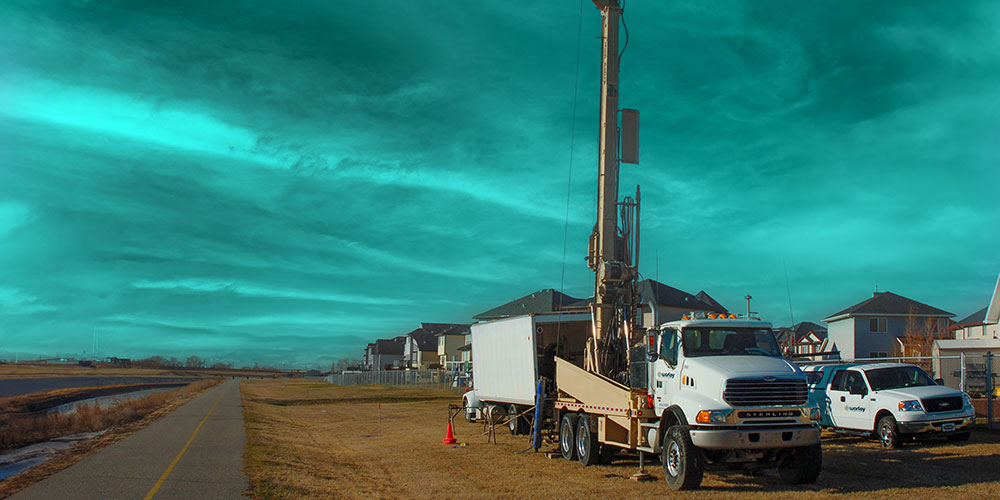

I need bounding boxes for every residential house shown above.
[823,291,953,360]
[951,273,1000,340]
[403,327,439,369]
[458,334,472,371]
[371,337,406,371]
[426,322,471,368]
[785,322,829,358]
[472,289,589,321]
[636,279,728,327]
[362,342,376,371]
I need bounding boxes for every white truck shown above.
[805,362,975,448]
[464,311,823,490]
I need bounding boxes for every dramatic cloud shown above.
[1,0,997,366]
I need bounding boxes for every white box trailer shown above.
[468,312,591,410]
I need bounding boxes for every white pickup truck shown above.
[805,363,975,448]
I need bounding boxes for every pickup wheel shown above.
[662,425,704,490]
[576,415,601,466]
[946,431,971,442]
[877,415,903,449]
[778,443,822,485]
[559,413,578,461]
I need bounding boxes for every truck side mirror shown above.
[934,378,945,386]
[647,351,659,362]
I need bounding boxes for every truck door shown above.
[827,369,871,430]
[653,328,681,414]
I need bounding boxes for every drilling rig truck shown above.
[463,1,822,490]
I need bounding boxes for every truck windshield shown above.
[681,328,782,358]
[865,366,936,391]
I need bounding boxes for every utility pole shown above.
[745,294,752,317]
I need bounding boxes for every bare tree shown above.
[185,355,205,369]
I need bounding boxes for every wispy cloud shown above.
[130,279,413,306]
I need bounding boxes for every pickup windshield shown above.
[865,366,936,391]
[681,328,782,358]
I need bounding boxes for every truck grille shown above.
[921,396,963,413]
[723,378,808,407]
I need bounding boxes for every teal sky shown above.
[1,1,997,368]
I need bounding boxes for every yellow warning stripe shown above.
[143,388,225,500]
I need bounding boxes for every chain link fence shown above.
[797,353,998,429]
[325,369,471,395]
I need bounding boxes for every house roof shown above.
[405,328,438,351]
[695,291,728,313]
[794,321,827,340]
[374,338,404,356]
[823,291,953,322]
[473,289,587,320]
[954,306,988,327]
[421,322,471,336]
[637,279,725,312]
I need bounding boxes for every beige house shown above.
[436,324,470,367]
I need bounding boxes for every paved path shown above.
[10,380,248,500]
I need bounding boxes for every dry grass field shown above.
[241,380,1000,500]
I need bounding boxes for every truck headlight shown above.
[898,400,923,412]
[808,406,821,421]
[696,410,731,424]
[962,394,972,408]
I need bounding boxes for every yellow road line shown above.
[143,386,226,500]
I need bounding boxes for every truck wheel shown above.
[778,443,822,485]
[662,426,703,490]
[576,415,601,466]
[559,413,578,461]
[946,431,971,442]
[877,415,903,449]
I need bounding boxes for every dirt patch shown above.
[242,379,1000,500]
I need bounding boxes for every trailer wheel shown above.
[559,413,579,461]
[877,415,903,449]
[576,415,600,466]
[662,425,703,490]
[778,443,822,485]
[508,404,520,435]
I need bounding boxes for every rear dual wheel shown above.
[559,413,578,460]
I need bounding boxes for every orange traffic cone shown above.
[442,421,457,444]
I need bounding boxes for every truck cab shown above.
[645,314,822,489]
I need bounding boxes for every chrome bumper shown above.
[689,425,821,450]
[897,415,975,435]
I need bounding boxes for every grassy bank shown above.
[0,379,219,451]
[242,379,1000,500]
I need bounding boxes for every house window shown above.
[868,351,888,359]
[869,318,887,333]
